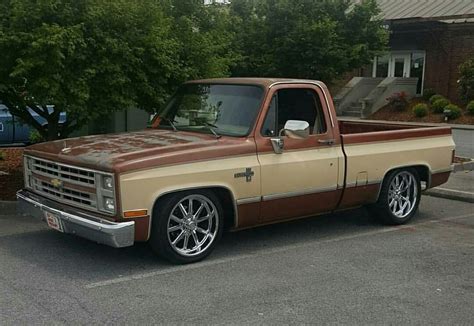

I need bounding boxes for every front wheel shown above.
[369,168,421,225]
[150,190,223,264]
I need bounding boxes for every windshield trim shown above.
[152,83,266,138]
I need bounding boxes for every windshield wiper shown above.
[203,122,221,139]
[161,117,178,132]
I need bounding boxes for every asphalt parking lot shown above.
[1,195,473,325]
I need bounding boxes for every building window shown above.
[410,52,425,95]
[374,55,389,78]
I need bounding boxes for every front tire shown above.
[149,190,223,264]
[369,168,421,225]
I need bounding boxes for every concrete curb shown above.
[424,188,474,203]
[453,160,474,172]
[0,200,17,215]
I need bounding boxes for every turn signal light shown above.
[123,209,148,218]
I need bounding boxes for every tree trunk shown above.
[46,119,59,141]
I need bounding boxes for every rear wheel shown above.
[369,168,421,225]
[150,190,223,264]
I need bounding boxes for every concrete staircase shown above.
[335,77,419,118]
[341,102,363,117]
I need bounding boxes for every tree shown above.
[0,0,180,140]
[166,0,238,80]
[458,57,474,103]
[229,0,388,83]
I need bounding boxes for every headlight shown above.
[103,176,114,190]
[104,197,115,212]
[96,173,116,214]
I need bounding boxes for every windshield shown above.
[154,83,264,137]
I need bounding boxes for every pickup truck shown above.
[17,78,455,264]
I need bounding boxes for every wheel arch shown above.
[149,185,238,239]
[375,164,431,202]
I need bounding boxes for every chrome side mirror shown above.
[283,120,310,139]
[270,120,310,154]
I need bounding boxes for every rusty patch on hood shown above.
[24,129,256,173]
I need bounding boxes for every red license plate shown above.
[44,211,64,232]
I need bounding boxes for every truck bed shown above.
[336,119,453,206]
[338,119,452,145]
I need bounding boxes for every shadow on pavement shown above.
[0,205,437,284]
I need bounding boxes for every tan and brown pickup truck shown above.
[18,78,455,263]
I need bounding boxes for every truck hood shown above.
[24,129,255,173]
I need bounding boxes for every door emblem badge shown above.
[234,168,254,182]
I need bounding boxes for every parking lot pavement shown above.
[1,196,473,325]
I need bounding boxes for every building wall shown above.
[390,22,474,103]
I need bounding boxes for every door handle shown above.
[318,139,335,145]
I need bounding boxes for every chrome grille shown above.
[32,178,97,208]
[26,156,100,212]
[24,156,116,215]
[31,158,95,186]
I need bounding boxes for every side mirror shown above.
[270,120,310,154]
[282,120,310,139]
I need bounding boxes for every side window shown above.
[261,88,327,136]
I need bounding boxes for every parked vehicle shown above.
[17,78,455,263]
[0,104,66,145]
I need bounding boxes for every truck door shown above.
[255,84,344,222]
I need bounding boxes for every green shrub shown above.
[412,103,428,117]
[429,94,445,104]
[422,88,436,101]
[29,129,44,144]
[432,98,450,113]
[444,104,462,120]
[458,58,474,102]
[0,151,4,161]
[467,100,474,115]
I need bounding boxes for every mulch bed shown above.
[454,156,472,163]
[370,99,474,125]
[0,147,25,201]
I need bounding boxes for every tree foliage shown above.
[229,0,388,82]
[0,0,387,140]
[458,57,474,103]
[0,0,234,140]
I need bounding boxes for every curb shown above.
[0,200,17,215]
[453,160,474,172]
[424,188,474,203]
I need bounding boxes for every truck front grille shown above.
[32,178,98,208]
[31,158,96,187]
[25,156,108,213]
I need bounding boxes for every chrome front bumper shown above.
[17,189,134,248]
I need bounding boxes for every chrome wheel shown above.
[388,171,418,218]
[167,194,219,257]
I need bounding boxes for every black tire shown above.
[368,168,421,225]
[149,189,224,264]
